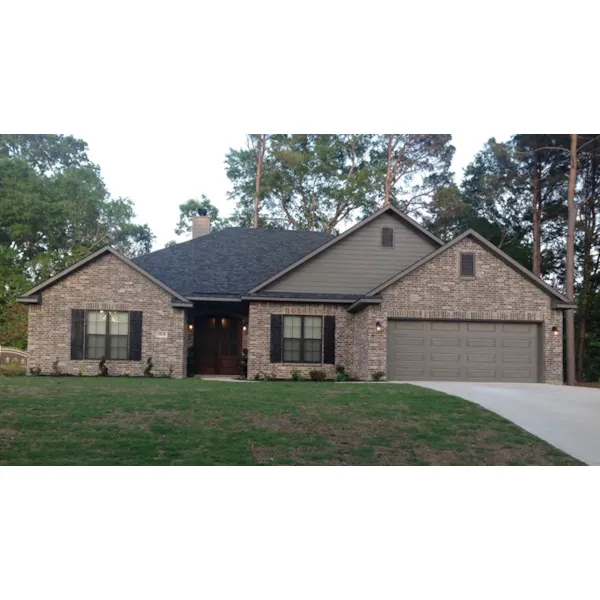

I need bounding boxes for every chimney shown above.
[192,208,211,238]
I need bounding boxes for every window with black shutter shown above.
[460,253,475,277]
[70,309,142,361]
[381,227,394,247]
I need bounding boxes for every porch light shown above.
[552,326,559,336]
[243,324,247,332]
[188,323,193,331]
[376,321,383,332]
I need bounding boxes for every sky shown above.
[77,132,513,251]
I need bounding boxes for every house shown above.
[17,205,574,383]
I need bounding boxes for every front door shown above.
[196,316,241,375]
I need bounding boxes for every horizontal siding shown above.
[266,213,438,294]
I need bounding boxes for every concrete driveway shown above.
[408,382,600,465]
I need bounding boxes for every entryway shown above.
[195,316,242,375]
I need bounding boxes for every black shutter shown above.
[270,314,282,363]
[129,311,143,361]
[461,253,475,277]
[71,309,85,360]
[323,316,335,364]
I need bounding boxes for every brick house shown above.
[18,205,574,383]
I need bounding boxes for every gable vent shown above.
[460,253,475,277]
[381,227,394,247]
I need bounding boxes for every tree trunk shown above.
[384,134,393,206]
[565,134,578,386]
[253,134,266,228]
[532,164,542,276]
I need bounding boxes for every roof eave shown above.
[17,294,41,304]
[242,295,357,304]
[347,297,382,313]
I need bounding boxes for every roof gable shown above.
[249,204,443,294]
[18,246,192,306]
[365,229,573,305]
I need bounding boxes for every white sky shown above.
[78,132,513,250]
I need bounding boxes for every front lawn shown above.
[0,378,581,465]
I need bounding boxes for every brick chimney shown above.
[192,208,211,238]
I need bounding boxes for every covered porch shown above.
[186,300,249,377]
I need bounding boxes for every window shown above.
[85,310,130,360]
[283,315,322,363]
[382,227,394,247]
[460,253,475,277]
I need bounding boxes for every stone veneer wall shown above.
[368,237,563,384]
[27,253,187,378]
[247,302,354,379]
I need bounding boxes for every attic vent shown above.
[381,227,394,247]
[460,253,475,277]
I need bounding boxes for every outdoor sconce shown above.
[242,318,248,332]
[552,326,559,336]
[376,321,383,332]
[188,323,194,331]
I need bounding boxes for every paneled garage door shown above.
[387,320,540,382]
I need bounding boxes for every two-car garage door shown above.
[387,320,541,382]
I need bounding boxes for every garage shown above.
[387,320,541,382]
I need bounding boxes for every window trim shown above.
[282,315,323,364]
[84,310,131,361]
[460,252,476,278]
[381,226,394,248]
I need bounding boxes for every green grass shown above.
[0,378,582,465]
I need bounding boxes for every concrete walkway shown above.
[405,382,600,465]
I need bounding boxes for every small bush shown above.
[309,369,327,382]
[51,358,62,376]
[291,369,303,381]
[253,372,261,381]
[371,371,386,381]
[168,364,174,378]
[77,365,84,377]
[0,361,27,376]
[29,366,41,376]
[144,356,154,378]
[240,348,248,379]
[335,365,350,382]
[99,357,109,376]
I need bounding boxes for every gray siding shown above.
[265,213,438,294]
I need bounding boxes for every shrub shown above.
[51,358,62,376]
[240,348,248,379]
[144,357,154,378]
[335,365,350,382]
[99,357,109,376]
[371,371,386,381]
[291,369,303,381]
[168,364,174,378]
[0,361,26,376]
[29,366,41,376]
[309,369,327,382]
[78,365,84,377]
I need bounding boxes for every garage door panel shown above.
[431,337,460,346]
[431,353,460,362]
[467,338,496,347]
[387,320,540,382]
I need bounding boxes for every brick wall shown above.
[375,237,564,384]
[247,302,354,379]
[27,253,187,377]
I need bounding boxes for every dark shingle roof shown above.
[133,228,333,297]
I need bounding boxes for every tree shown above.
[0,134,154,348]
[565,134,578,386]
[172,195,229,241]
[253,134,266,228]
[378,134,455,217]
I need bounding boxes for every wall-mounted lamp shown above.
[376,321,383,332]
[188,323,194,331]
[552,326,559,337]
[243,324,248,332]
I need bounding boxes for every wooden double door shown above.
[195,316,242,375]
